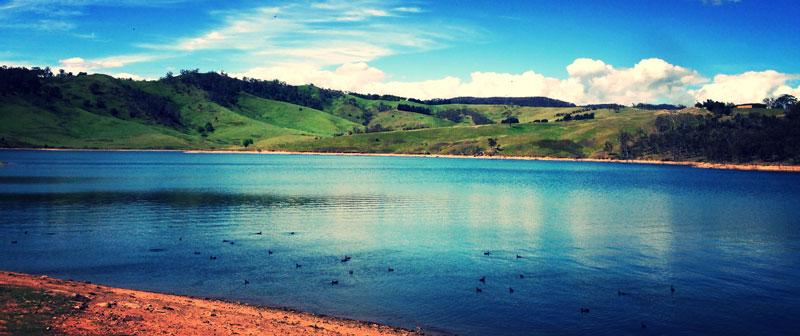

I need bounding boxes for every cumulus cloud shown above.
[236,62,385,92]
[238,57,703,104]
[56,54,161,73]
[237,57,800,105]
[690,70,800,103]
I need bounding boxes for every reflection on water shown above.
[1,150,799,335]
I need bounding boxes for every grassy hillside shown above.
[270,107,663,158]
[236,94,362,136]
[2,67,795,164]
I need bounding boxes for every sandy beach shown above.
[3,147,800,173]
[0,271,421,336]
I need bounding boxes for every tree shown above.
[487,138,498,148]
[204,122,215,133]
[242,138,254,147]
[763,97,777,109]
[603,141,614,153]
[774,94,797,109]
[89,82,102,95]
[618,131,632,159]
[501,116,520,124]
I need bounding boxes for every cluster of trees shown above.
[584,103,625,110]
[556,112,595,122]
[349,92,405,101]
[694,99,734,116]
[619,97,800,163]
[118,83,183,127]
[0,66,183,128]
[501,116,520,124]
[396,103,432,114]
[168,69,343,110]
[532,119,549,123]
[407,96,575,107]
[435,109,494,125]
[0,66,63,101]
[633,103,685,110]
[197,122,215,136]
[763,94,798,109]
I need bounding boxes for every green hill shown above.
[1,66,797,164]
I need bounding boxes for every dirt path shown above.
[0,271,421,336]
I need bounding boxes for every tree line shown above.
[407,96,576,107]
[618,97,800,163]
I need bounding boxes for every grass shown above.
[237,94,362,136]
[367,110,456,131]
[7,73,771,158]
[268,107,664,158]
[0,285,77,335]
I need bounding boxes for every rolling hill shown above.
[1,66,798,164]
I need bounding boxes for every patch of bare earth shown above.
[0,271,421,336]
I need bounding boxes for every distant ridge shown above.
[408,96,576,108]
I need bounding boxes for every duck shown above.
[255,231,262,235]
[519,274,525,279]
[618,289,629,296]
[295,263,302,268]
[11,241,17,244]
[387,267,395,272]
[290,232,296,235]
[331,280,339,285]
[209,256,217,260]
[475,287,483,293]
[516,254,523,259]
[348,270,354,275]
[244,280,250,285]
[483,251,491,256]
[509,287,514,293]
[268,250,273,255]
[341,256,351,263]
[193,251,201,255]
[671,285,675,294]
[641,322,647,329]
[580,307,590,314]
[479,276,486,283]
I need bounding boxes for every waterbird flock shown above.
[7,229,679,331]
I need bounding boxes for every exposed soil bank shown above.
[0,271,421,336]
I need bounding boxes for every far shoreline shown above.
[3,147,800,173]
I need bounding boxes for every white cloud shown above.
[236,62,385,92]
[255,42,392,66]
[236,57,800,105]
[393,6,422,13]
[690,70,800,104]
[56,54,160,73]
[143,1,449,68]
[701,0,741,6]
[112,72,150,80]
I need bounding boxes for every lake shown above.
[1,150,799,335]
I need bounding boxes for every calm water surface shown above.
[1,150,799,335]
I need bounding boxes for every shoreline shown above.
[0,271,423,336]
[2,147,800,173]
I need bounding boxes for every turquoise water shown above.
[1,150,799,335]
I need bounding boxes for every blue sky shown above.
[1,0,799,104]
